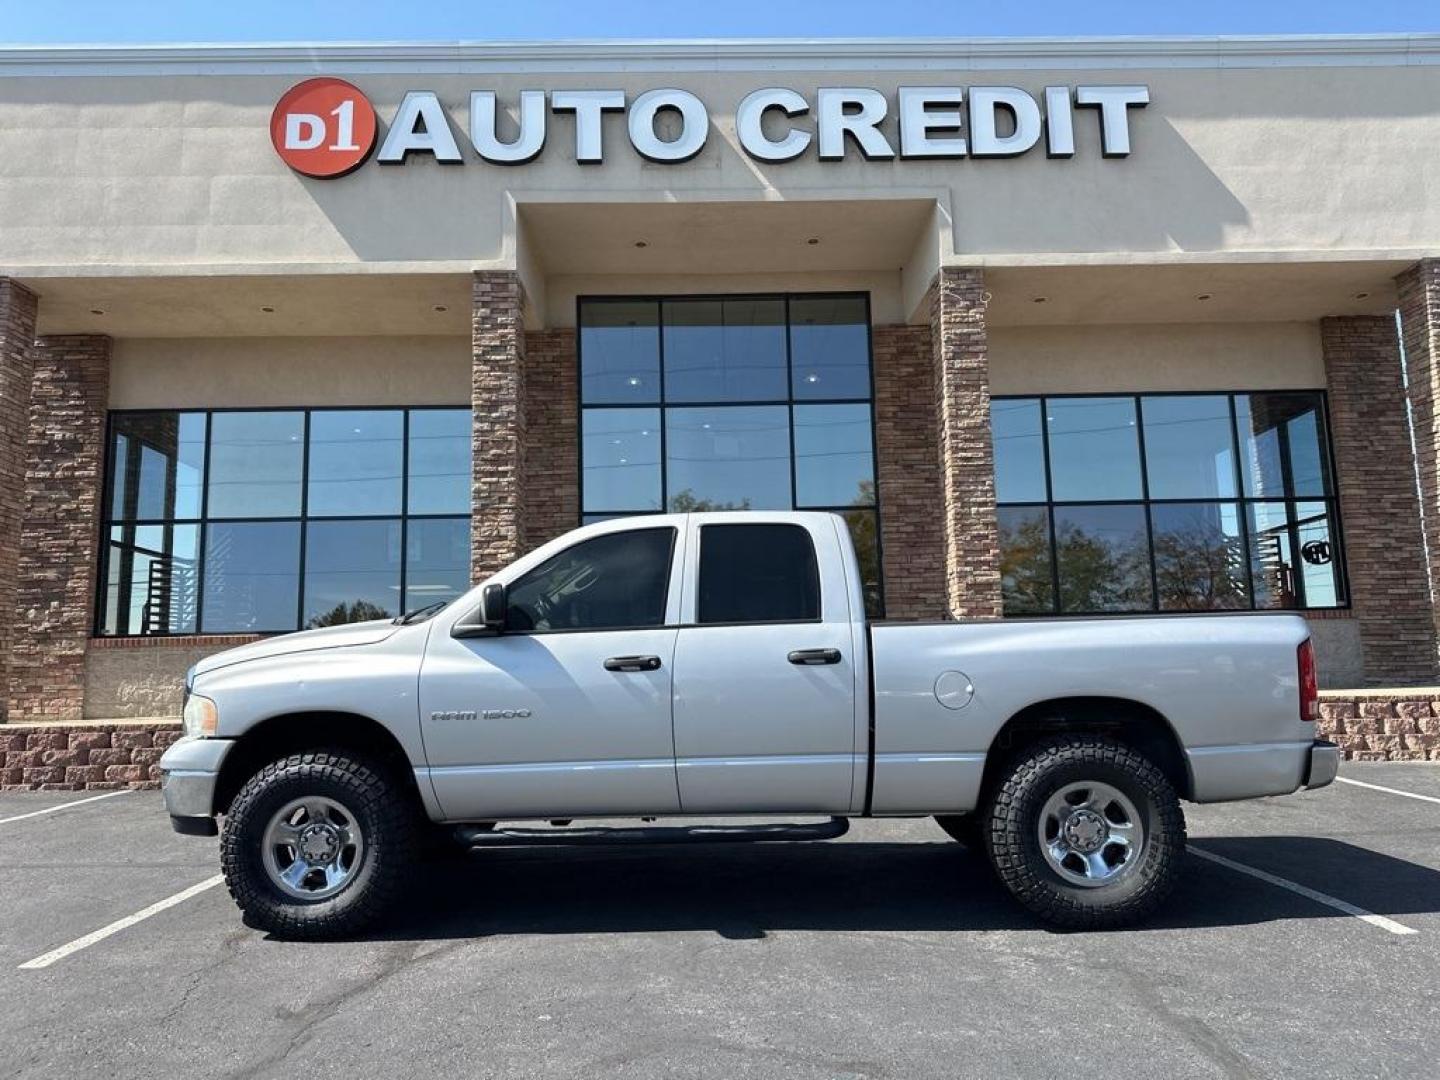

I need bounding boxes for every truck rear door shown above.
[670,516,863,814]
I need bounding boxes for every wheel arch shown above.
[212,710,423,817]
[979,696,1193,804]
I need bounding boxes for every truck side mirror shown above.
[452,582,508,639]
[480,582,508,632]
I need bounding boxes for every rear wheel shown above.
[221,750,418,939]
[983,735,1185,929]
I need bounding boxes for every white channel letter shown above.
[897,87,966,159]
[736,87,812,162]
[1075,85,1150,157]
[377,91,463,164]
[816,88,895,161]
[968,87,1043,158]
[470,90,547,164]
[628,88,709,163]
[551,90,626,164]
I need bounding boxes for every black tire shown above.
[983,735,1185,929]
[220,750,419,940]
[933,814,983,849]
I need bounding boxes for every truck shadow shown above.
[356,834,1440,941]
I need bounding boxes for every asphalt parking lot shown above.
[1,764,1439,1080]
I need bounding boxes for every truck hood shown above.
[190,620,401,680]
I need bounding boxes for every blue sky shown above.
[0,0,1436,44]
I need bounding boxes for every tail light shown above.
[1298,639,1319,722]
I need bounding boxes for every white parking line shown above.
[1190,845,1418,936]
[17,875,225,970]
[0,789,133,825]
[1336,776,1440,806]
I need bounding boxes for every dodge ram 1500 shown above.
[160,511,1338,937]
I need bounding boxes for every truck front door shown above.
[670,518,862,814]
[420,525,684,820]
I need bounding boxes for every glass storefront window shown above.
[1046,396,1142,501]
[100,407,472,635]
[579,293,882,615]
[992,391,1344,616]
[307,410,403,517]
[662,298,788,402]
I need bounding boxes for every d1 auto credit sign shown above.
[270,77,377,177]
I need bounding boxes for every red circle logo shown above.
[270,78,377,178]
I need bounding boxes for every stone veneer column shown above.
[1398,259,1440,676]
[522,329,579,549]
[0,279,39,722]
[471,271,528,581]
[1320,316,1438,684]
[0,279,40,722]
[929,268,1003,619]
[8,335,111,722]
[871,324,948,619]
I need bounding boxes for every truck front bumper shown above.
[1303,738,1341,790]
[159,736,236,836]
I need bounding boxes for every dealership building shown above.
[3,34,1440,779]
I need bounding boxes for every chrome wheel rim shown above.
[1037,781,1143,888]
[261,796,365,901]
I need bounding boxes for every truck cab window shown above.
[697,523,821,624]
[505,527,675,632]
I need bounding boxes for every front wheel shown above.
[983,735,1185,929]
[220,750,418,939]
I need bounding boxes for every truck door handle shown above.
[604,655,662,672]
[788,648,842,666]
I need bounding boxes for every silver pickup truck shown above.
[160,510,1337,938]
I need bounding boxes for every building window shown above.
[992,392,1346,615]
[578,294,883,615]
[100,408,472,636]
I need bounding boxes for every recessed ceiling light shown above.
[634,240,648,248]
[1354,292,1370,300]
[1196,294,1212,301]
[433,305,448,313]
[807,237,820,245]
[89,308,105,316]
[804,373,820,383]
[260,306,275,313]
[1032,297,1048,304]
[627,376,641,386]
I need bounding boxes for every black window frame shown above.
[500,525,679,636]
[992,389,1350,616]
[576,291,885,617]
[96,405,473,637]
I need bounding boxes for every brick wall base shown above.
[1,689,1430,792]
[0,722,181,790]
[1318,691,1440,761]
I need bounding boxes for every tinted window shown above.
[998,505,1053,615]
[307,410,403,517]
[666,406,791,511]
[201,521,301,632]
[207,411,305,519]
[698,524,820,624]
[793,404,874,508]
[407,409,472,515]
[789,295,871,400]
[580,301,660,404]
[1053,504,1152,613]
[1142,395,1236,499]
[1046,397,1142,501]
[991,398,1046,503]
[303,519,402,627]
[582,408,662,513]
[506,528,675,632]
[1236,392,1332,499]
[663,298,787,402]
